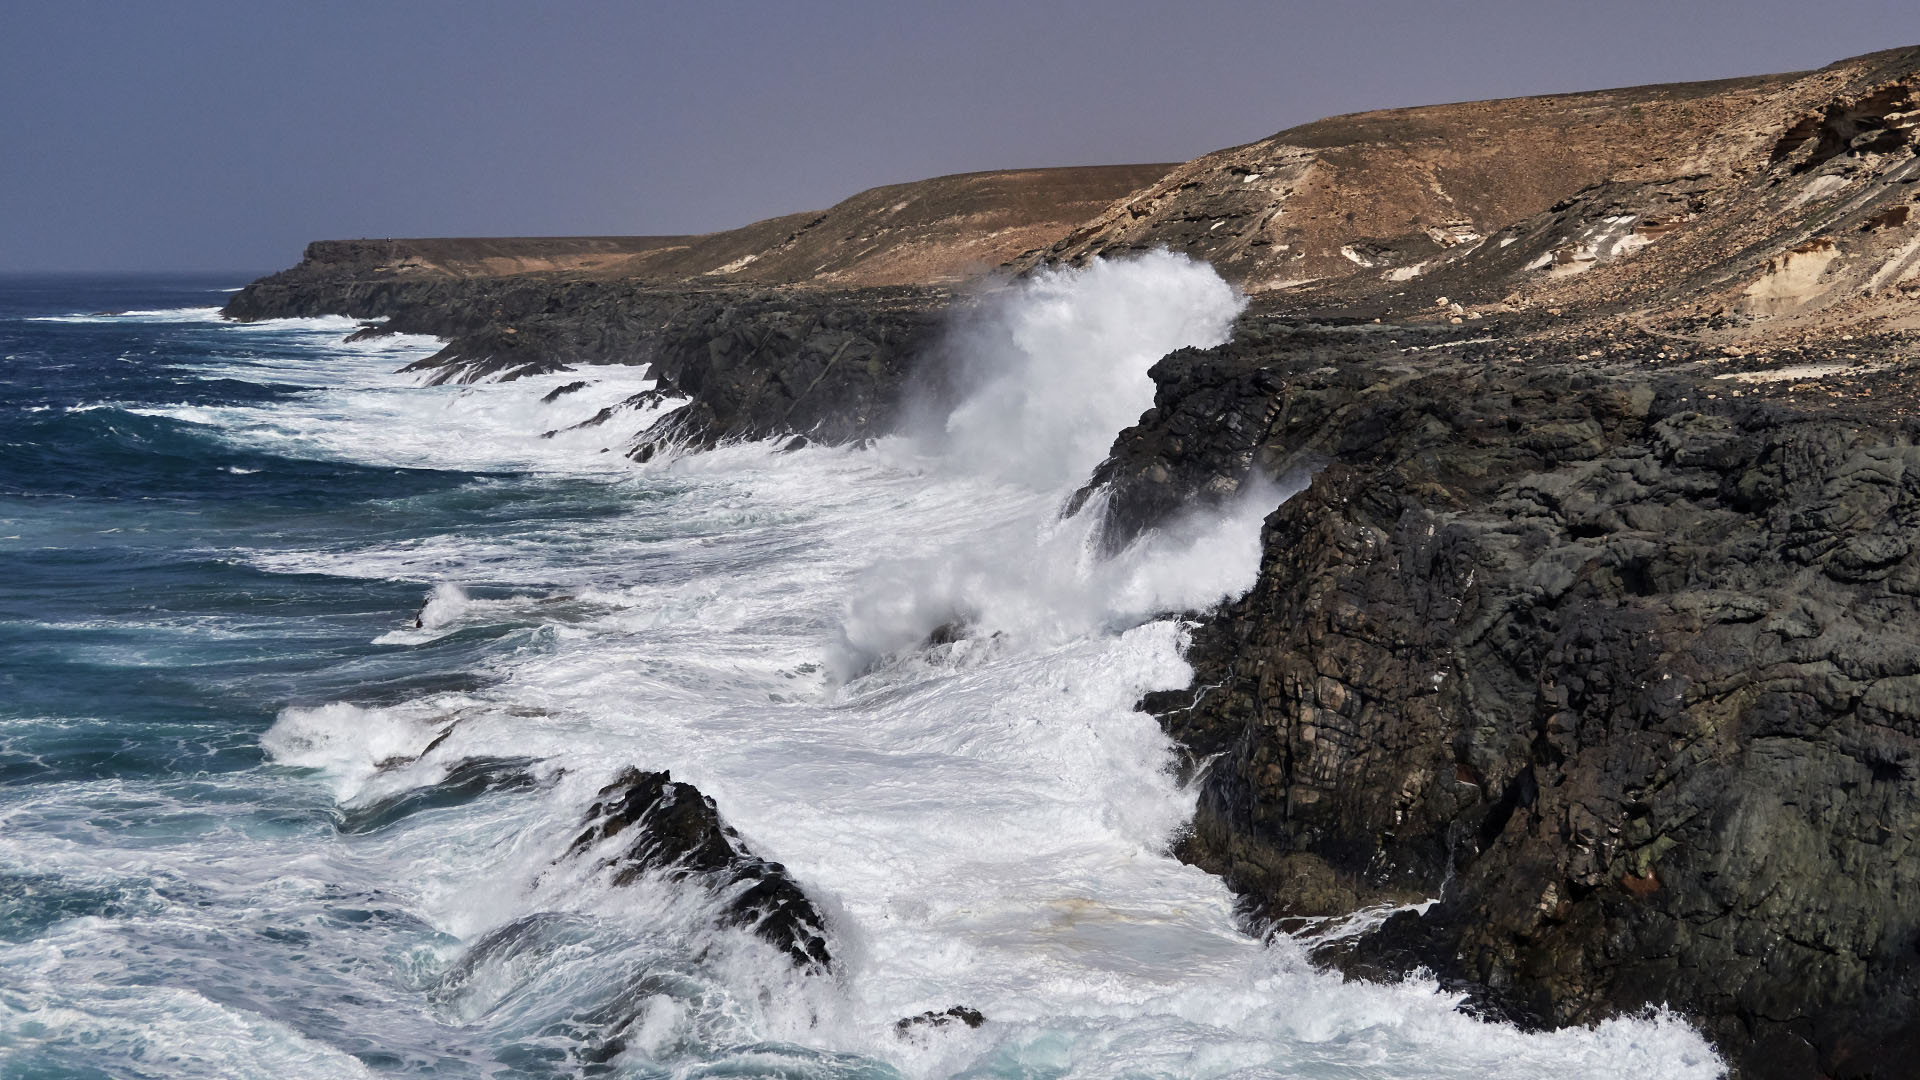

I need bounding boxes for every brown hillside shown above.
[280,164,1174,290]
[1019,73,1800,291]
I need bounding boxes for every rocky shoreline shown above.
[224,45,1920,1078]
[1115,321,1920,1080]
[227,257,948,454]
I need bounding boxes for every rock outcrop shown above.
[565,768,833,972]
[1105,318,1920,1079]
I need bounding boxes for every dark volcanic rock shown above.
[565,768,832,971]
[1113,330,1920,1079]
[1067,319,1481,546]
[620,287,938,460]
[895,1006,986,1035]
[538,380,589,404]
[225,261,943,454]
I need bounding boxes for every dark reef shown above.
[566,768,833,972]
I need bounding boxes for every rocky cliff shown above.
[1060,48,1920,1080]
[1113,320,1920,1079]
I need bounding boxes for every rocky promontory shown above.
[1064,47,1920,1079]
[222,165,1173,452]
[1118,321,1920,1079]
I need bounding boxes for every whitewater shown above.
[0,263,1723,1078]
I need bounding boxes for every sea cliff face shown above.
[228,265,945,452]
[1062,47,1920,1079]
[1108,325,1920,1079]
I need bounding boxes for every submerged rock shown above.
[337,755,545,834]
[565,768,832,971]
[895,1005,986,1035]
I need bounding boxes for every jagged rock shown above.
[619,288,937,458]
[895,1006,986,1035]
[539,380,589,404]
[565,768,832,971]
[1112,328,1920,1080]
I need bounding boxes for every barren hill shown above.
[264,163,1174,293]
[1026,47,1920,341]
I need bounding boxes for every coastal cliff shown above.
[1068,45,1920,1079]
[1114,323,1920,1079]
[223,164,1173,450]
[225,45,1920,1077]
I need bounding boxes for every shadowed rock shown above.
[565,768,832,972]
[895,1006,985,1036]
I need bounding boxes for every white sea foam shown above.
[0,978,377,1079]
[27,306,225,323]
[136,335,679,473]
[920,249,1244,488]
[262,699,467,801]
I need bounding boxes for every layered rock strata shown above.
[1022,47,1920,341]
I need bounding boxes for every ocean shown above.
[0,268,1722,1079]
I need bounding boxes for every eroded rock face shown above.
[227,269,943,453]
[621,287,938,459]
[565,768,832,972]
[1117,331,1920,1079]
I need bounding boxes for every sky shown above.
[5,1,1920,273]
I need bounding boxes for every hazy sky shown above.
[6,1,1920,273]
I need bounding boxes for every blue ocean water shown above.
[0,274,1724,1080]
[2,279,470,781]
[0,277,668,1077]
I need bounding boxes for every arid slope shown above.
[265,163,1174,293]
